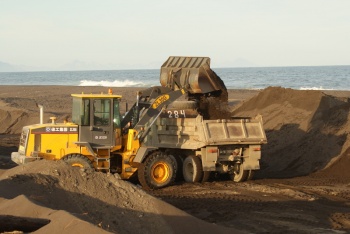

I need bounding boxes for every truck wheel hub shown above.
[151,162,169,183]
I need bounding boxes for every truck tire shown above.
[174,155,184,182]
[63,154,93,169]
[230,163,249,182]
[138,152,177,190]
[183,155,203,183]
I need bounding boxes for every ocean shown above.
[0,66,349,90]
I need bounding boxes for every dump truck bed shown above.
[142,115,267,149]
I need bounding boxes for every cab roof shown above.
[71,93,122,98]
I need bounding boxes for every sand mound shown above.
[233,86,350,178]
[0,101,30,134]
[0,97,71,135]
[0,160,238,233]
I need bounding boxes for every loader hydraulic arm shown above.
[121,86,187,140]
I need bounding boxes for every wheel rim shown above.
[71,163,84,168]
[151,162,170,183]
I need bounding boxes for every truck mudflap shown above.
[11,152,40,165]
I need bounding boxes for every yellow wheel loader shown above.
[11,57,267,189]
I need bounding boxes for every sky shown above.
[1,0,350,70]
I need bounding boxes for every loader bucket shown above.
[160,56,227,95]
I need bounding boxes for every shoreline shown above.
[2,85,349,105]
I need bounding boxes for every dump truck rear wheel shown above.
[138,152,177,190]
[174,155,184,182]
[63,154,93,169]
[230,163,249,182]
[183,155,203,183]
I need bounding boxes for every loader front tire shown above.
[183,155,203,183]
[138,152,177,190]
[63,154,93,169]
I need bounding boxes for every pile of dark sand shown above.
[0,160,237,233]
[233,86,350,178]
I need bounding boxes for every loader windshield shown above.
[93,99,110,126]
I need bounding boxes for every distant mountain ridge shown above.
[0,61,21,72]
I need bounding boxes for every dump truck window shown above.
[94,99,110,126]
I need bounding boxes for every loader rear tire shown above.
[63,154,93,169]
[183,155,203,183]
[138,152,177,190]
[230,163,249,182]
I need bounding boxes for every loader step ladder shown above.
[94,147,111,172]
[30,151,42,160]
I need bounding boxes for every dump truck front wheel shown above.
[138,152,177,190]
[62,154,93,169]
[183,155,203,183]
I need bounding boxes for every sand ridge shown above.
[232,86,350,179]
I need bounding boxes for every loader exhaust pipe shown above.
[37,104,44,124]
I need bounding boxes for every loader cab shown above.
[71,92,122,148]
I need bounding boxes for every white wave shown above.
[79,79,145,87]
[299,86,334,90]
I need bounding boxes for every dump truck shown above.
[11,56,267,189]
